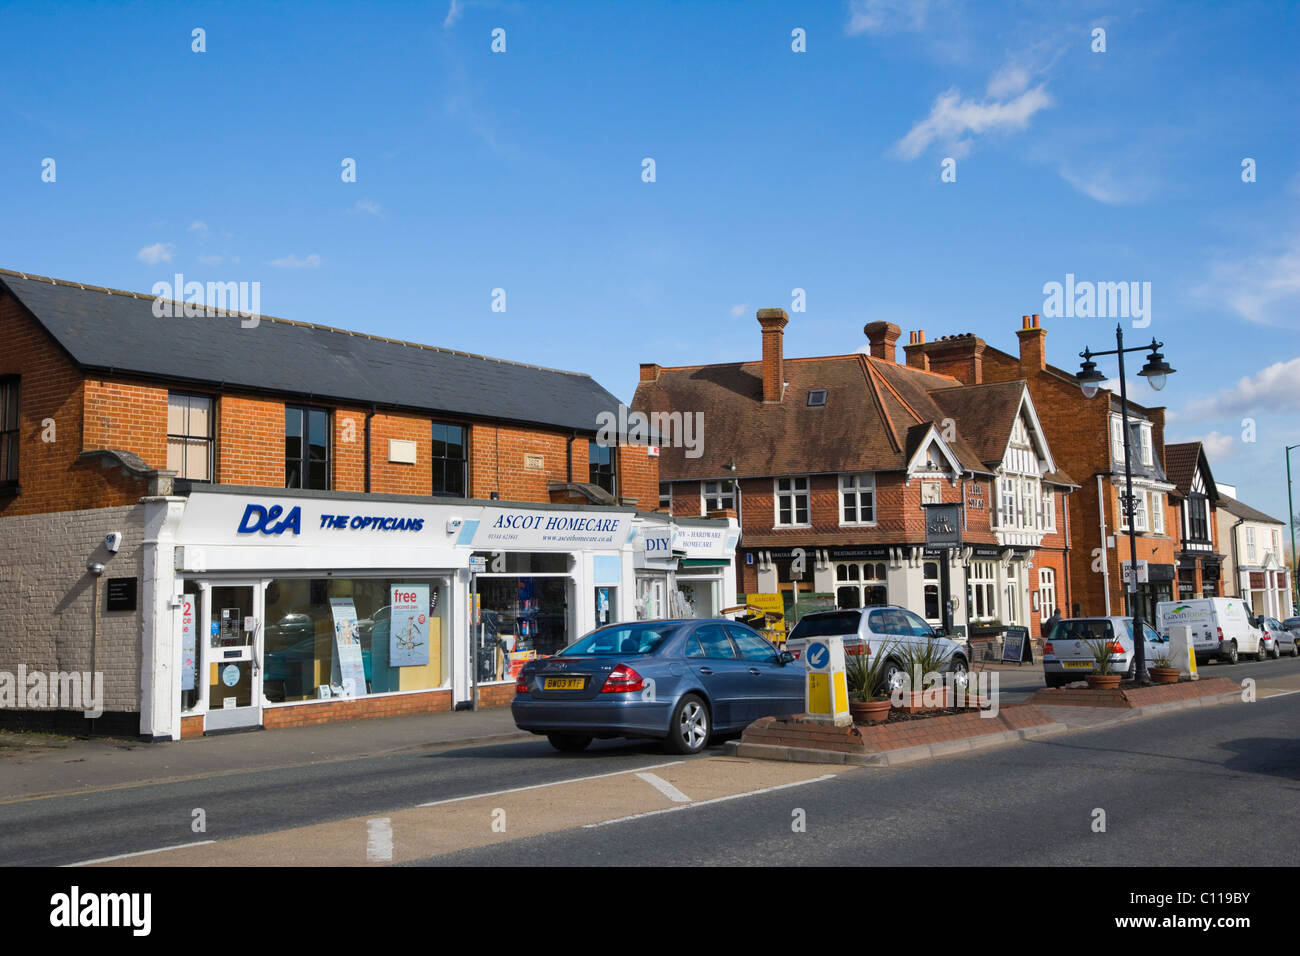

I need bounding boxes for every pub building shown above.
[0,268,735,738]
[636,311,1076,648]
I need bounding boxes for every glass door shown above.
[204,583,262,731]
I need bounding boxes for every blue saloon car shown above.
[511,619,805,754]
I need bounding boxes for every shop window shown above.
[167,392,214,481]
[589,440,616,495]
[0,376,17,487]
[285,405,330,490]
[477,573,570,679]
[1038,568,1056,623]
[675,577,719,618]
[968,561,997,621]
[923,561,941,621]
[835,561,886,609]
[775,476,810,527]
[431,422,467,497]
[262,576,449,702]
[839,474,875,525]
[701,480,735,513]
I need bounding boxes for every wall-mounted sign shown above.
[106,577,138,612]
[470,507,630,552]
[966,481,985,510]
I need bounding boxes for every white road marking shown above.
[1257,688,1300,699]
[636,771,692,803]
[415,759,686,808]
[584,774,837,828]
[64,840,217,867]
[367,817,393,862]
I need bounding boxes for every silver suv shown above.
[785,605,970,690]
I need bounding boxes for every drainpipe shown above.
[1097,474,1111,615]
[1063,486,1072,616]
[364,405,376,493]
[567,430,577,483]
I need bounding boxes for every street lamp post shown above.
[1287,444,1298,615]
[1077,325,1175,684]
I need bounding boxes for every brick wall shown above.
[369,411,433,496]
[0,293,147,517]
[617,443,659,507]
[470,423,580,501]
[262,688,453,728]
[0,504,145,717]
[217,394,285,486]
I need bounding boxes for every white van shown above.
[1155,598,1264,664]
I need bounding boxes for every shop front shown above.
[631,513,739,621]
[141,489,648,739]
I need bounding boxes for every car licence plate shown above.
[543,677,586,690]
[1062,660,1092,669]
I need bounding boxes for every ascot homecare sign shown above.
[465,507,631,551]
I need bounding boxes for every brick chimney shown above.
[904,330,930,371]
[864,321,901,363]
[914,333,986,385]
[1016,313,1046,374]
[639,363,662,383]
[757,308,788,403]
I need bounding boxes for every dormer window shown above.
[807,389,827,407]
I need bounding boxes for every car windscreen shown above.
[1047,619,1115,641]
[1284,619,1300,630]
[559,623,678,656]
[789,612,861,640]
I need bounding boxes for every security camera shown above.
[446,517,463,534]
[104,532,122,554]
[87,561,105,576]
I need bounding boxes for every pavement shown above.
[0,706,532,802]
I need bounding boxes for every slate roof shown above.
[0,269,625,433]
[1218,494,1284,525]
[633,351,1075,485]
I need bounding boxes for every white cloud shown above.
[198,253,224,265]
[895,81,1052,160]
[137,242,174,265]
[985,64,1030,99]
[270,253,322,269]
[729,303,748,318]
[187,220,209,234]
[1192,235,1300,328]
[846,0,931,35]
[1193,430,1235,462]
[1186,357,1300,417]
[443,0,463,28]
[351,199,384,217]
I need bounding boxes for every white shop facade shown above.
[138,487,658,740]
[631,513,740,621]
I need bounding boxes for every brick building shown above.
[905,314,1179,623]
[0,268,731,739]
[634,310,1076,650]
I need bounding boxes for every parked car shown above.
[1041,616,1166,687]
[1259,617,1296,658]
[1155,598,1264,664]
[784,605,969,691]
[1281,618,1300,656]
[512,619,805,755]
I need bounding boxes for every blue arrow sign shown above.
[807,641,830,670]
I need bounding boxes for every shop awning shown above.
[679,558,731,568]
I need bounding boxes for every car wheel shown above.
[1044,674,1064,688]
[547,734,592,753]
[665,694,710,755]
[1271,644,1280,660]
[1224,641,1238,665]
[1291,643,1299,658]
[882,659,905,693]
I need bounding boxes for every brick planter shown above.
[1027,676,1238,709]
[740,703,1056,756]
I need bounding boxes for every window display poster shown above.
[329,598,368,697]
[180,596,197,691]
[389,584,430,668]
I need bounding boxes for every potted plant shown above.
[845,641,895,724]
[893,640,957,712]
[1148,645,1181,684]
[1082,634,1123,689]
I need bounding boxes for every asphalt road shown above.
[2,654,1295,866]
[417,687,1300,866]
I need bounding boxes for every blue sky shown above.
[2,0,1298,525]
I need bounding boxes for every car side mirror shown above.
[779,651,795,665]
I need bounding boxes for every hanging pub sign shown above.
[923,503,962,548]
